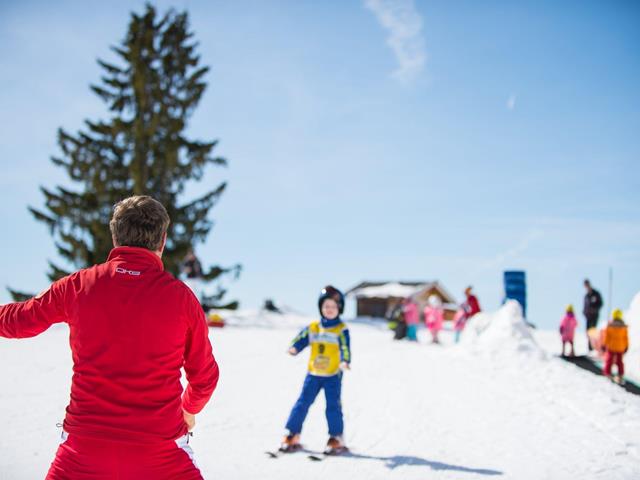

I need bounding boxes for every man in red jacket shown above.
[0,196,219,479]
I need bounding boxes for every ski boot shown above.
[324,436,348,456]
[279,433,302,453]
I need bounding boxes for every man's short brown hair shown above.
[110,196,170,251]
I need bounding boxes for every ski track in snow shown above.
[1,305,640,479]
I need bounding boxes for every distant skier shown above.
[602,309,629,384]
[587,327,607,359]
[182,248,204,299]
[464,286,482,317]
[583,279,603,351]
[424,294,444,344]
[280,285,351,455]
[388,301,407,340]
[559,304,578,357]
[453,309,466,343]
[263,298,282,313]
[403,297,420,341]
[0,196,219,479]
[453,287,481,343]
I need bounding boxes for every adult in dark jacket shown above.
[583,279,603,351]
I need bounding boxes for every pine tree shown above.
[10,4,240,308]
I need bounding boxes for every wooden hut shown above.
[346,281,458,321]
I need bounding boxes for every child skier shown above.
[452,287,481,343]
[587,327,607,358]
[602,309,629,384]
[388,301,407,340]
[403,297,420,341]
[280,285,351,455]
[453,308,466,343]
[559,304,578,357]
[423,295,444,344]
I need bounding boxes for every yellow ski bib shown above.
[307,321,347,376]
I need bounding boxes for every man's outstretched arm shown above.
[0,278,69,338]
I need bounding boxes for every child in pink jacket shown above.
[559,304,578,357]
[453,308,466,343]
[403,298,420,341]
[423,295,444,344]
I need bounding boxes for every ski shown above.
[308,447,349,461]
[265,445,307,459]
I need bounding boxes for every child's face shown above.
[321,298,339,319]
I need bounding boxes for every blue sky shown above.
[1,0,638,329]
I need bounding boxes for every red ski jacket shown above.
[466,294,481,317]
[0,247,219,443]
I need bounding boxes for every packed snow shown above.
[1,301,639,479]
[460,300,544,358]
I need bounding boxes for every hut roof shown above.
[347,280,457,304]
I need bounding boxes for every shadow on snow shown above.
[341,451,503,475]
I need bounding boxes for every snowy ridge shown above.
[624,291,640,379]
[214,308,311,329]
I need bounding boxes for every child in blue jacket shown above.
[280,285,351,454]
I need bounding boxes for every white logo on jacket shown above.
[115,267,141,276]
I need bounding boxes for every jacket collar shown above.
[320,316,342,328]
[107,246,164,271]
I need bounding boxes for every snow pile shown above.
[460,300,544,358]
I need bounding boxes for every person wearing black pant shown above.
[583,279,603,351]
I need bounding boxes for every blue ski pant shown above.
[285,373,343,437]
[406,324,418,341]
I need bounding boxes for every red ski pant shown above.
[603,351,624,377]
[46,432,203,480]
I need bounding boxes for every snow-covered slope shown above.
[1,304,639,479]
[624,291,640,382]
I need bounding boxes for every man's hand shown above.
[288,347,298,355]
[183,409,196,431]
[340,361,350,371]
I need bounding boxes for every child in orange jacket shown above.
[602,309,629,384]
